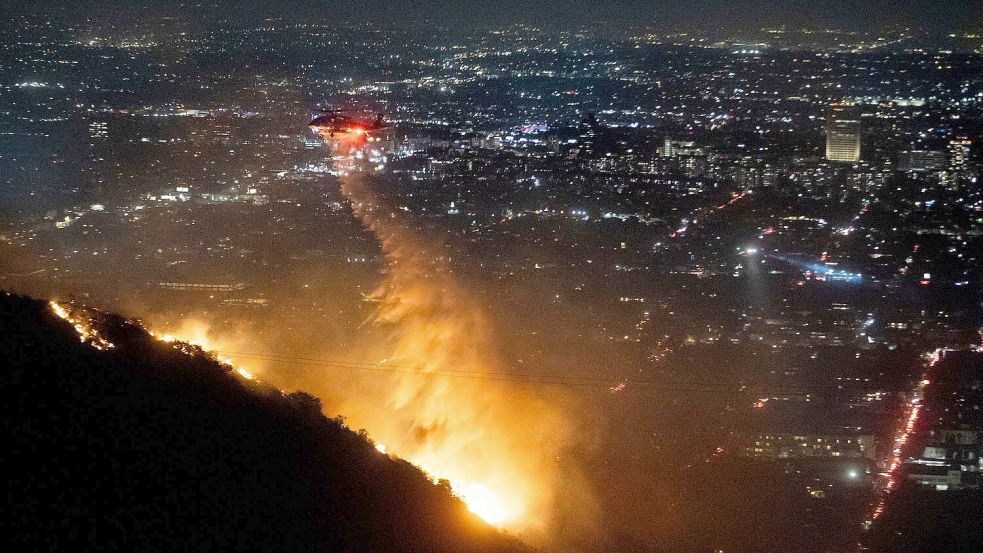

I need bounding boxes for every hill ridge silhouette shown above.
[0,291,530,553]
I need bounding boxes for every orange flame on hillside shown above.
[328,170,576,533]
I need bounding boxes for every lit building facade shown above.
[826,104,862,163]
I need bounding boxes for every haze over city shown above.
[2,2,982,552]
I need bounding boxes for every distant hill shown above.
[0,292,529,553]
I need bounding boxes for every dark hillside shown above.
[0,292,528,553]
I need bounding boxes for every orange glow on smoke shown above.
[318,168,578,534]
[49,301,115,351]
[100,157,572,531]
[145,319,265,382]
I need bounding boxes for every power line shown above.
[220,350,628,388]
[218,349,617,380]
[213,349,874,394]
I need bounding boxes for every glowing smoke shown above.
[329,169,581,537]
[149,317,271,380]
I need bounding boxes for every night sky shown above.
[5,0,982,32]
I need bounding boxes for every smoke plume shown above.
[326,170,589,541]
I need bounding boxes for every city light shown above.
[7,10,983,552]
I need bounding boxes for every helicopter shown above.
[308,108,387,138]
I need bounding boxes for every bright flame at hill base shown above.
[48,300,524,528]
[457,482,511,526]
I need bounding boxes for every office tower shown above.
[826,103,861,162]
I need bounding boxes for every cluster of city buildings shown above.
[0,13,980,521]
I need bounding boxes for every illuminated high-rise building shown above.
[900,149,945,174]
[942,136,973,187]
[577,112,600,157]
[88,121,108,139]
[825,103,861,163]
[948,136,972,172]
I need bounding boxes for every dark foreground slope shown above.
[0,292,528,553]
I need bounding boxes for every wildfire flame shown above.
[49,301,115,351]
[50,134,588,537]
[100,179,563,530]
[50,301,260,386]
[457,482,510,526]
[51,297,536,528]
[319,167,578,534]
